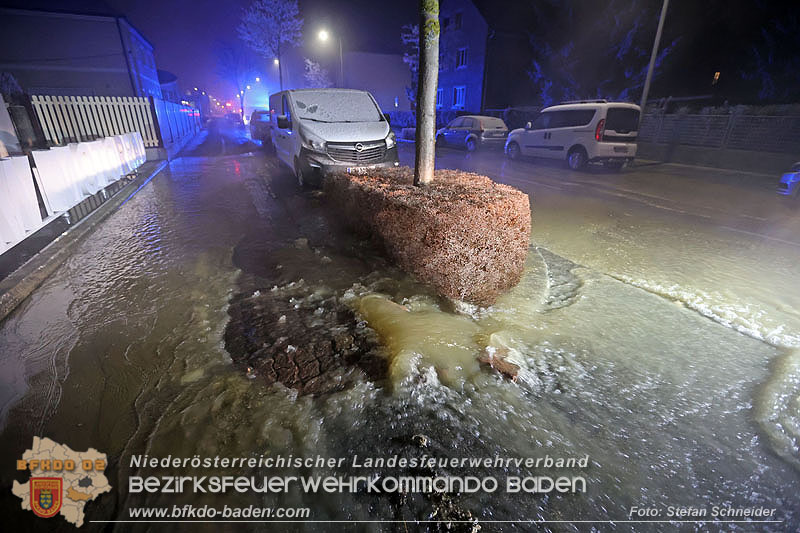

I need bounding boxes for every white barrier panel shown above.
[67,143,95,197]
[103,137,124,181]
[0,156,43,252]
[113,135,134,174]
[31,148,85,212]
[130,132,146,166]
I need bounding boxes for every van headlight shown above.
[300,131,325,152]
[385,131,396,149]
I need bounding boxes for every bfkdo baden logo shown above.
[12,437,112,527]
[31,477,63,518]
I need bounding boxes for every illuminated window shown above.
[456,48,467,69]
[452,86,465,109]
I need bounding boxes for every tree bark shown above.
[413,0,440,186]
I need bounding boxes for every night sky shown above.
[106,0,417,102]
[5,0,795,105]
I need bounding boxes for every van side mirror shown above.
[277,115,290,129]
[383,113,391,125]
[525,121,532,130]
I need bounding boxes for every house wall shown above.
[343,52,411,112]
[0,8,160,99]
[438,0,488,113]
[118,18,162,99]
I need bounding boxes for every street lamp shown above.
[640,0,670,121]
[318,28,344,87]
[255,77,260,82]
[273,58,279,65]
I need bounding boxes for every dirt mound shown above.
[324,167,531,306]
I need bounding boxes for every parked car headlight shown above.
[300,131,325,152]
[385,131,396,149]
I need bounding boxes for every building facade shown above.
[343,52,412,112]
[0,4,162,99]
[437,0,489,113]
[437,0,535,113]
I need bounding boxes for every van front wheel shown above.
[567,147,588,170]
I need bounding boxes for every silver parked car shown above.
[436,115,509,152]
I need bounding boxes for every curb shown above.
[0,160,169,323]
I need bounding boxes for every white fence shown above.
[31,95,161,148]
[0,132,145,254]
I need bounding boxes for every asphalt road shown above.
[2,123,798,529]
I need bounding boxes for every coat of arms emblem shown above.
[30,478,62,518]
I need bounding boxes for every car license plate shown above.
[346,166,375,175]
[613,146,629,153]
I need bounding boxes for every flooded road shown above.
[1,126,798,531]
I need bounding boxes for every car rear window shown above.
[252,111,270,122]
[480,117,507,129]
[606,108,640,133]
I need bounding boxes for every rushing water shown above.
[0,150,798,531]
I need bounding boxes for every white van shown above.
[504,100,640,170]
[270,88,399,186]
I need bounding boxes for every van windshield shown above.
[292,91,383,123]
[606,108,640,133]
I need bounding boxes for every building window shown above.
[456,48,467,69]
[442,17,450,30]
[454,12,463,29]
[452,86,465,109]
[436,88,443,109]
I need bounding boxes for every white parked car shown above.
[270,88,399,187]
[505,100,640,170]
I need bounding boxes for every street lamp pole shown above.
[640,0,669,119]
[319,29,344,87]
[338,36,344,87]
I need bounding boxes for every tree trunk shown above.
[413,0,440,186]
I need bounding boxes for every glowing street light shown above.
[255,77,260,82]
[318,28,344,86]
[246,85,251,90]
[273,58,279,65]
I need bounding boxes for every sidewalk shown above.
[0,159,168,322]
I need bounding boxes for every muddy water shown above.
[0,152,798,531]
